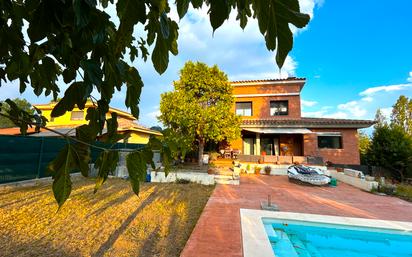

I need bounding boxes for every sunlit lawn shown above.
[0,177,214,257]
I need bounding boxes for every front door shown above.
[260,138,273,155]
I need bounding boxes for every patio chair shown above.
[232,149,241,159]
[224,149,232,159]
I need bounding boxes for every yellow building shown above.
[33,102,162,144]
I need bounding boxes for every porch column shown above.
[255,133,261,155]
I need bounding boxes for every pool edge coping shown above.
[240,209,412,257]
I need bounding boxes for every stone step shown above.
[214,170,235,176]
[289,234,313,257]
[214,174,236,180]
[214,178,240,185]
[214,174,239,185]
[272,230,300,257]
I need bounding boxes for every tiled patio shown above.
[180,175,412,257]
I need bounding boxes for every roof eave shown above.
[241,123,374,129]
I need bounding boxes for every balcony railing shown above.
[237,154,323,165]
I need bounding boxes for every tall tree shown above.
[159,61,241,165]
[374,108,387,129]
[358,130,370,165]
[0,98,34,128]
[391,95,412,135]
[367,125,412,182]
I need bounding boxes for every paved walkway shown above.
[180,175,412,257]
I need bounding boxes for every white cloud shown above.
[301,99,318,107]
[359,83,412,96]
[337,101,367,118]
[361,96,373,102]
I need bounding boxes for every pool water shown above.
[263,218,412,257]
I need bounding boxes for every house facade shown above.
[29,102,162,144]
[229,78,374,165]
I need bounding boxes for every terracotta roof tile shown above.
[230,77,306,84]
[0,127,37,135]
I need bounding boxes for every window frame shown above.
[317,134,343,149]
[235,101,253,116]
[70,111,84,121]
[270,100,289,116]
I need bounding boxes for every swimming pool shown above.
[240,209,412,257]
[263,218,412,257]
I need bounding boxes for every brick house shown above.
[229,78,374,165]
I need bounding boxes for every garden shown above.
[0,177,214,257]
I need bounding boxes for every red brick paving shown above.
[180,175,412,257]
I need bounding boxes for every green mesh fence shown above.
[0,135,144,184]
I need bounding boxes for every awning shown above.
[243,128,312,134]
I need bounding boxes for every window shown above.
[70,111,84,121]
[236,102,252,116]
[270,101,288,116]
[318,135,342,149]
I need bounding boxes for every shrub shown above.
[372,183,396,195]
[176,178,191,184]
[395,184,412,201]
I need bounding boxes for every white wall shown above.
[329,169,378,191]
[150,171,215,185]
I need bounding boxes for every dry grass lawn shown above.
[0,177,214,257]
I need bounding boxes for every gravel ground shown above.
[0,177,214,257]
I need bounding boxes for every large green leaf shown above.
[160,12,170,39]
[126,151,147,195]
[94,151,119,193]
[74,124,96,177]
[51,81,92,117]
[209,0,230,32]
[125,67,143,119]
[151,35,169,74]
[27,1,50,42]
[80,59,103,87]
[47,144,77,210]
[176,0,190,19]
[105,112,126,143]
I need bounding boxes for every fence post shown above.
[36,137,45,179]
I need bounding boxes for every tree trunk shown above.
[198,139,204,166]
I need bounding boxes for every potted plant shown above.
[264,166,271,175]
[246,164,251,173]
[255,166,261,175]
[207,162,216,174]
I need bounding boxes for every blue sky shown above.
[1,0,411,128]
